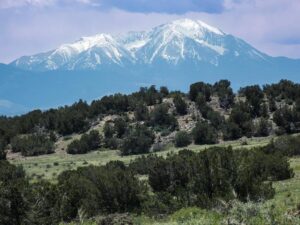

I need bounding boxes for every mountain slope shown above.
[10,19,271,70]
[1,18,300,115]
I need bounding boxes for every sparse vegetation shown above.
[1,79,300,225]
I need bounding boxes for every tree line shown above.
[1,79,300,157]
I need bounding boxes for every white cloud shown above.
[0,0,56,8]
[186,0,300,58]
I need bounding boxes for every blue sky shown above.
[1,0,300,63]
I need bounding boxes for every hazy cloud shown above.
[0,0,226,14]
[0,0,55,8]
[92,0,225,14]
[0,99,13,108]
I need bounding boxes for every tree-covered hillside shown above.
[1,79,300,224]
[1,79,300,158]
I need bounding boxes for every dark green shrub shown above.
[213,80,235,109]
[222,122,242,140]
[11,134,54,156]
[254,118,271,137]
[134,102,149,121]
[173,94,187,115]
[175,131,191,147]
[121,125,155,155]
[104,137,119,150]
[57,165,146,221]
[0,161,28,225]
[149,104,178,131]
[239,85,264,117]
[114,118,127,138]
[192,121,218,145]
[67,130,102,154]
[189,82,212,101]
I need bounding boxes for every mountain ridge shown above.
[1,18,300,115]
[11,19,272,71]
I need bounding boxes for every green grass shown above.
[269,157,300,212]
[9,135,273,180]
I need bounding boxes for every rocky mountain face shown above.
[11,19,269,71]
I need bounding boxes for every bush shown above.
[254,118,271,137]
[67,130,102,154]
[67,140,88,154]
[207,110,224,129]
[160,86,169,97]
[239,85,264,117]
[103,122,114,138]
[192,121,218,145]
[0,139,6,160]
[103,137,119,150]
[175,131,191,147]
[134,102,149,121]
[229,102,254,137]
[0,161,28,225]
[263,135,300,157]
[189,82,212,101]
[57,165,146,221]
[222,122,242,141]
[114,118,127,138]
[146,147,281,207]
[213,80,235,109]
[173,94,187,115]
[149,104,178,131]
[10,134,54,156]
[121,125,155,155]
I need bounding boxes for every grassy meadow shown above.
[8,134,300,224]
[9,135,273,180]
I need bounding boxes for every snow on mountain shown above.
[13,34,135,71]
[10,18,269,71]
[2,18,300,115]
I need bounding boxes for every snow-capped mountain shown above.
[2,18,300,115]
[11,19,269,71]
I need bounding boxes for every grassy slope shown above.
[8,133,300,224]
[9,135,272,180]
[271,157,300,212]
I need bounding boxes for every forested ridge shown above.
[1,79,300,158]
[1,79,300,224]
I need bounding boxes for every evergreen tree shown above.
[134,102,149,121]
[192,121,218,145]
[160,86,169,98]
[173,94,188,115]
[175,131,191,147]
[114,118,127,138]
[189,82,212,101]
[121,125,155,155]
[255,118,271,137]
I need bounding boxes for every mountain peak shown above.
[169,18,224,36]
[11,18,270,70]
[56,33,116,54]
